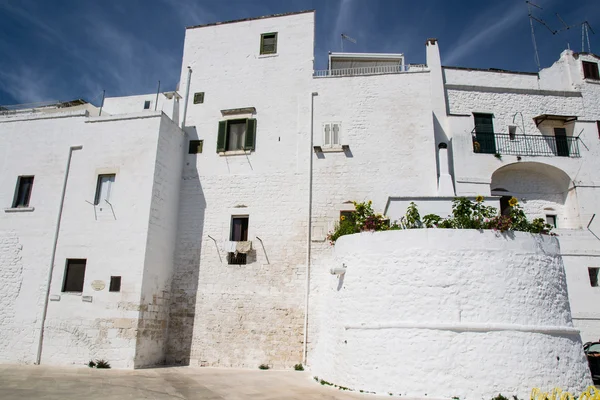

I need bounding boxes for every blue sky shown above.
[0,0,598,106]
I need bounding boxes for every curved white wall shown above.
[311,229,592,399]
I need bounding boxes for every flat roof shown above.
[186,10,314,30]
[443,65,538,76]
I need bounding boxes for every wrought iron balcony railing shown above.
[472,132,580,157]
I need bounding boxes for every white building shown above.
[1,9,599,391]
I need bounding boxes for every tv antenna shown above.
[340,33,356,52]
[526,1,555,71]
[555,14,595,53]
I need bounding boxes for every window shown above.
[144,100,151,109]
[189,140,203,154]
[12,176,34,208]
[583,61,600,80]
[554,128,569,157]
[323,123,341,148]
[94,174,115,205]
[216,119,257,153]
[508,125,517,140]
[260,32,277,55]
[62,259,86,292]
[109,276,121,292]
[589,268,599,287]
[340,210,354,220]
[473,113,496,154]
[228,216,249,265]
[193,92,204,104]
[499,195,511,216]
[546,215,557,228]
[597,121,600,139]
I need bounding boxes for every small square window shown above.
[228,216,249,265]
[109,276,121,292]
[340,210,355,221]
[193,92,204,104]
[546,215,557,228]
[260,32,277,55]
[94,174,115,205]
[589,268,599,287]
[62,259,86,292]
[188,140,203,154]
[144,100,151,109]
[583,61,600,80]
[12,176,34,208]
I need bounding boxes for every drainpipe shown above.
[303,92,318,365]
[35,145,83,365]
[181,66,192,129]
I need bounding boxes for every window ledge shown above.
[316,146,346,153]
[258,53,278,59]
[219,150,252,156]
[4,207,35,213]
[584,78,600,84]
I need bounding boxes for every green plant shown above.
[327,201,390,244]
[491,395,509,400]
[259,364,270,370]
[95,359,111,369]
[87,360,96,368]
[313,376,319,382]
[494,152,502,159]
[320,379,333,386]
[294,363,304,371]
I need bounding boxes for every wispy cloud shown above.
[444,2,526,65]
[0,68,60,104]
[331,0,355,52]
[159,0,216,27]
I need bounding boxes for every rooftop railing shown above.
[472,132,580,157]
[313,64,427,78]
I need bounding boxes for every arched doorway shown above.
[490,162,579,229]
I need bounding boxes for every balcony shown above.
[313,64,427,78]
[472,132,580,157]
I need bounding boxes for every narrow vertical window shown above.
[144,100,151,109]
[554,127,569,157]
[260,32,278,55]
[589,268,599,287]
[94,174,116,205]
[473,113,496,154]
[109,276,121,292]
[12,176,34,208]
[62,259,87,292]
[228,216,249,265]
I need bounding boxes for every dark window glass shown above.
[554,128,569,157]
[583,61,600,80]
[500,196,511,216]
[109,276,121,292]
[13,176,34,208]
[589,268,599,287]
[473,113,496,154]
[260,32,277,55]
[62,259,86,292]
[144,100,151,109]
[188,140,203,154]
[229,216,249,265]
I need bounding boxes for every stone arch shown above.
[490,162,579,228]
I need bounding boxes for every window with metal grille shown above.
[62,259,86,292]
[260,32,277,55]
[109,276,121,292]
[589,268,599,287]
[12,176,34,208]
[94,174,116,205]
[228,216,249,265]
[193,92,204,104]
[189,140,203,154]
[583,61,600,80]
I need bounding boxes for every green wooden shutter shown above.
[244,118,257,151]
[217,120,227,152]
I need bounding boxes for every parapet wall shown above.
[311,229,592,399]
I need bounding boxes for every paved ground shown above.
[0,364,369,400]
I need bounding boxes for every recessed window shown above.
[189,140,203,154]
[193,92,204,104]
[216,119,257,153]
[473,113,496,154]
[340,210,354,220]
[508,125,517,140]
[228,216,249,265]
[94,174,116,205]
[589,268,599,287]
[583,61,600,80]
[597,121,600,139]
[323,122,342,148]
[109,276,121,292]
[546,215,557,228]
[260,32,277,55]
[62,259,86,293]
[144,100,151,109]
[554,127,569,157]
[12,176,34,208]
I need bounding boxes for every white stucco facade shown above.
[1,8,599,395]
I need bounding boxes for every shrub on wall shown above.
[327,197,553,244]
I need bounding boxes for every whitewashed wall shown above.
[312,229,593,398]
[102,93,180,124]
[0,111,182,368]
